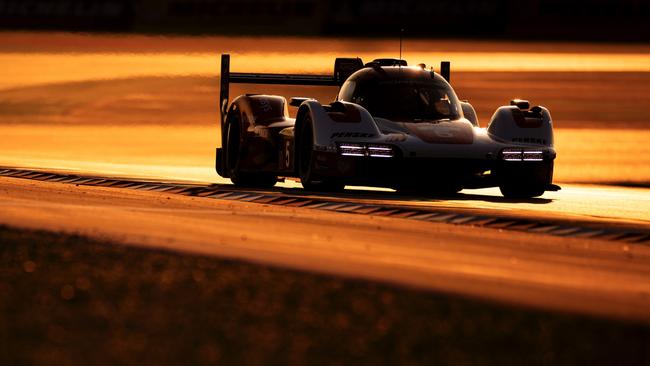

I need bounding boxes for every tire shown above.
[396,183,462,197]
[298,115,344,192]
[225,122,277,188]
[497,162,552,199]
[498,185,545,199]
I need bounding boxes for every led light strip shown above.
[522,151,544,161]
[502,149,544,162]
[338,143,395,158]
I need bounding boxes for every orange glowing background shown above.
[1,32,649,185]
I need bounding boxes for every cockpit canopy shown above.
[337,66,462,122]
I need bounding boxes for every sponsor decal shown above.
[258,98,272,113]
[249,96,285,125]
[330,132,375,138]
[511,137,546,144]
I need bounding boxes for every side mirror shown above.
[289,97,311,107]
[460,101,479,127]
[334,57,364,85]
[510,99,530,110]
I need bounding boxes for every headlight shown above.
[502,149,544,162]
[502,149,523,161]
[339,143,365,157]
[522,150,544,161]
[338,143,394,158]
[367,144,394,158]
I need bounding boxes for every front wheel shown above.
[396,182,462,197]
[498,185,545,199]
[226,122,277,188]
[298,115,344,192]
[497,161,553,199]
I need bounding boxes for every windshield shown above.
[342,79,462,122]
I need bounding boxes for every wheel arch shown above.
[293,103,315,175]
[224,97,247,141]
[487,105,554,147]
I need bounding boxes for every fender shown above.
[230,94,289,131]
[222,94,291,175]
[296,100,381,149]
[487,105,554,147]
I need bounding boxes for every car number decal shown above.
[284,140,291,168]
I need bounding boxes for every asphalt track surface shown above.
[1,168,649,243]
[1,168,650,323]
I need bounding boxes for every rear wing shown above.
[219,54,363,125]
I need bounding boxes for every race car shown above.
[215,54,558,198]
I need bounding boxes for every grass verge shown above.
[1,226,649,365]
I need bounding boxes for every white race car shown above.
[215,55,558,198]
